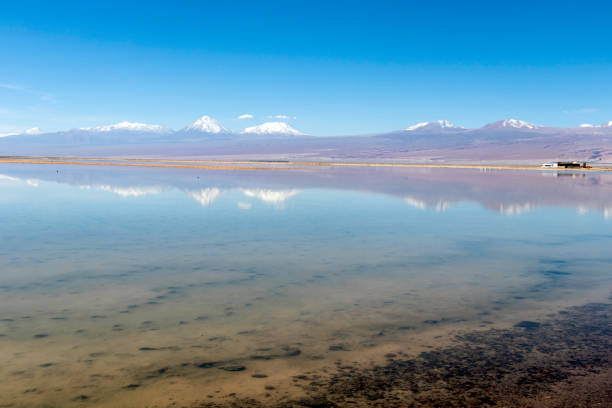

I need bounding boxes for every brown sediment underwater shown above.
[7,301,605,407]
[191,302,611,407]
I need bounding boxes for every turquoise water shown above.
[0,164,611,407]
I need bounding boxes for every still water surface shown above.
[0,164,611,407]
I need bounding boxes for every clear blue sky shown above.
[1,1,612,136]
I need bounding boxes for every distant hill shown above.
[1,116,611,163]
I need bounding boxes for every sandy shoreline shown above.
[1,155,612,172]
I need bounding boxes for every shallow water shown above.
[0,164,611,407]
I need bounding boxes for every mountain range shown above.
[1,116,611,163]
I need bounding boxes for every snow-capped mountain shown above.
[81,121,167,132]
[1,115,611,162]
[24,127,41,135]
[241,122,305,136]
[0,121,172,148]
[0,127,41,138]
[483,119,539,130]
[576,121,612,129]
[405,120,464,131]
[185,116,228,133]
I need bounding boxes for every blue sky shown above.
[1,1,612,136]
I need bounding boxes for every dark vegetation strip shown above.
[197,302,611,407]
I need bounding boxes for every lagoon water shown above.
[0,164,611,407]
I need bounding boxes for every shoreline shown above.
[1,156,612,172]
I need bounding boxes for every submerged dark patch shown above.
[542,269,572,276]
[197,361,221,369]
[219,365,246,372]
[514,320,541,329]
[193,303,611,407]
[316,303,612,407]
[251,347,301,360]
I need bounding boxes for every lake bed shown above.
[1,164,611,407]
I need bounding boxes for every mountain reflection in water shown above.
[1,164,611,217]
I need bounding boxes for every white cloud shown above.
[269,115,296,120]
[238,114,254,120]
[576,108,599,114]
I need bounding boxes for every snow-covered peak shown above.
[578,121,612,128]
[483,119,540,130]
[24,127,41,135]
[82,121,166,132]
[405,122,430,131]
[241,121,305,135]
[405,120,462,131]
[498,119,539,129]
[186,116,228,133]
[0,127,41,138]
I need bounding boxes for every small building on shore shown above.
[557,161,589,168]
[541,161,589,168]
